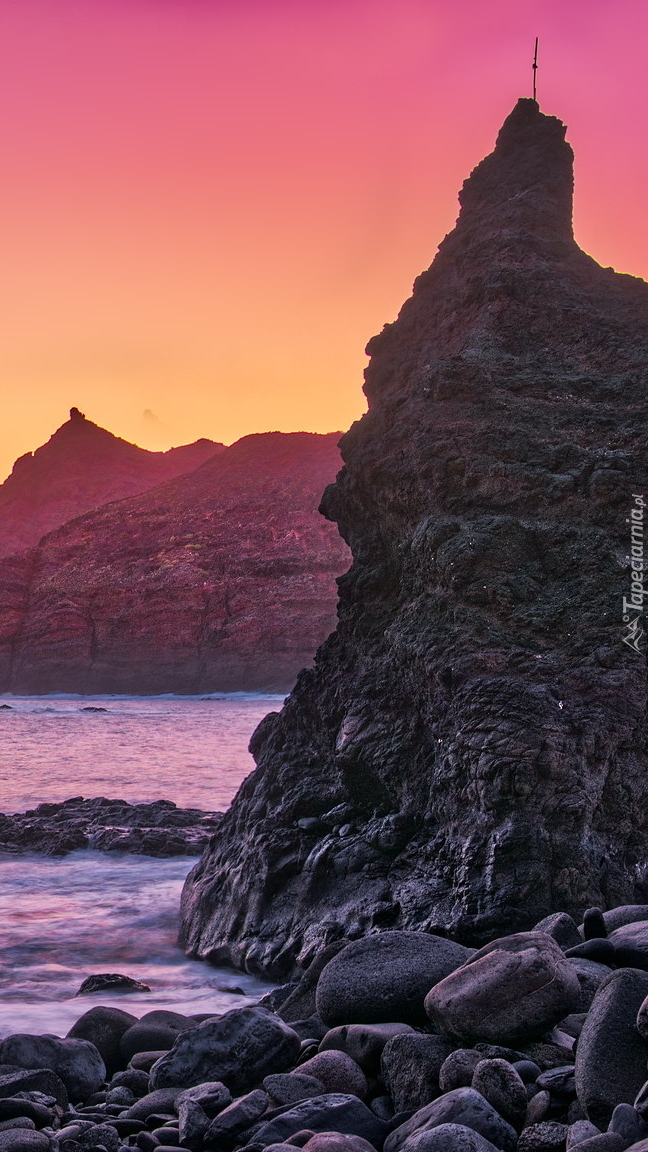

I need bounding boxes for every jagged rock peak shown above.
[179,99,648,979]
[453,98,573,245]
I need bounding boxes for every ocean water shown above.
[0,694,283,1037]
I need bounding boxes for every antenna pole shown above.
[533,37,539,102]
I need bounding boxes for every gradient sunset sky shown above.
[1,0,647,480]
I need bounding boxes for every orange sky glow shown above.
[1,0,647,480]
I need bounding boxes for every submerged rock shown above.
[180,95,648,976]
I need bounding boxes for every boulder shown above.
[178,1099,210,1148]
[0,1101,54,1128]
[566,960,613,1013]
[174,1082,231,1116]
[425,933,581,1045]
[607,923,648,969]
[602,908,648,933]
[120,1011,197,1063]
[263,1074,327,1107]
[566,1121,600,1149]
[517,1123,568,1152]
[149,1008,301,1094]
[471,1059,528,1130]
[575,969,648,1126]
[249,1094,388,1149]
[320,1023,415,1076]
[0,1034,106,1102]
[68,1005,138,1075]
[439,1052,485,1093]
[607,1103,647,1146]
[383,1088,518,1152]
[75,974,150,995]
[302,1137,377,1152]
[296,1053,368,1100]
[279,945,348,1023]
[382,1035,454,1112]
[398,1125,501,1152]
[203,1089,269,1145]
[123,1088,183,1121]
[533,915,582,951]
[0,1133,50,1152]
[316,933,472,1027]
[0,1069,67,1109]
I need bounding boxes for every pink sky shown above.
[0,0,647,478]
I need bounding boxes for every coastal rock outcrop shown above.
[180,98,648,975]
[0,431,349,694]
[0,408,223,560]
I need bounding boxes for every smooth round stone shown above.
[566,961,613,1013]
[607,1102,647,1145]
[120,1013,196,1064]
[566,1121,600,1149]
[263,1074,327,1107]
[297,1053,368,1100]
[248,1094,387,1150]
[382,1088,518,1152]
[608,923,648,969]
[123,1089,183,1122]
[566,1137,625,1152]
[425,933,581,1046]
[439,1051,484,1093]
[150,1128,181,1147]
[0,1034,106,1102]
[0,1120,36,1133]
[320,1024,415,1076]
[302,1136,378,1151]
[512,1061,542,1084]
[0,1133,50,1152]
[395,1124,501,1152]
[471,1059,527,1130]
[316,932,472,1027]
[575,969,648,1127]
[603,907,648,933]
[110,1070,151,1096]
[130,1052,170,1072]
[533,914,582,951]
[526,1091,552,1126]
[68,1006,138,1078]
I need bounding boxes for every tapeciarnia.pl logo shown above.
[622,494,646,654]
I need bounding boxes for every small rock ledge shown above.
[0,797,223,857]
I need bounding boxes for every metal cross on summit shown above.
[532,37,539,102]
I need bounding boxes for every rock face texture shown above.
[0,407,223,559]
[180,98,648,976]
[0,432,349,693]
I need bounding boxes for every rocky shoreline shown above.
[0,798,223,858]
[4,911,648,1152]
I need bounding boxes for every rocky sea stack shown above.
[180,99,648,977]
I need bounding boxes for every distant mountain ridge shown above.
[0,408,224,559]
[0,427,350,694]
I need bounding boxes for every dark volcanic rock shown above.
[148,1007,301,1094]
[424,932,581,1044]
[0,1034,105,1101]
[0,796,223,858]
[179,96,648,975]
[0,430,348,695]
[315,932,472,1026]
[574,969,648,1127]
[75,974,150,995]
[67,1005,138,1076]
